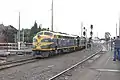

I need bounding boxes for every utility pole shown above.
[116,23,117,38]
[97,32,98,38]
[22,29,24,42]
[86,29,87,50]
[18,12,20,50]
[80,22,83,46]
[14,34,17,49]
[6,27,8,52]
[81,22,83,37]
[51,0,53,31]
[119,16,120,37]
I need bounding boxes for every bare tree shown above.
[105,32,111,42]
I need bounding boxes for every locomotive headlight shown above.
[33,38,37,42]
[32,45,36,48]
[32,38,37,48]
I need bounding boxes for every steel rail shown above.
[0,57,35,65]
[0,57,37,70]
[49,47,103,80]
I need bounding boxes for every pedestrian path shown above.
[69,49,120,80]
[89,51,120,80]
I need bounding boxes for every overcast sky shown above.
[0,0,120,38]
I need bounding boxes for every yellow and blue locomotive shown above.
[32,30,86,58]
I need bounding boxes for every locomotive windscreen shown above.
[44,32,53,36]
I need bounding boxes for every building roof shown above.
[0,24,17,33]
[0,24,5,31]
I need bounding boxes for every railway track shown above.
[0,44,103,80]
[48,47,103,80]
[0,57,38,70]
[0,48,88,71]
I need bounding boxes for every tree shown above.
[29,21,38,42]
[41,28,47,31]
[31,21,38,34]
[22,29,31,42]
[38,25,41,32]
[105,32,111,41]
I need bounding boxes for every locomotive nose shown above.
[37,35,41,39]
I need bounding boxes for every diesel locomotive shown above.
[32,30,87,58]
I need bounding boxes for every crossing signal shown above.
[89,37,92,42]
[83,27,85,30]
[113,37,115,39]
[76,36,79,39]
[90,31,93,36]
[83,31,86,36]
[90,25,93,29]
[89,37,92,40]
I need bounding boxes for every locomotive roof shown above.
[38,30,53,33]
[55,33,77,38]
[37,30,78,38]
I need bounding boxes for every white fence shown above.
[0,43,32,50]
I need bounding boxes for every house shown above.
[0,24,18,43]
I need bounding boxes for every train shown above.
[32,30,90,58]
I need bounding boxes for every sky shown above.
[0,0,120,38]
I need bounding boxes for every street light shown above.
[85,29,87,50]
[51,0,54,31]
[18,12,20,50]
[6,27,8,52]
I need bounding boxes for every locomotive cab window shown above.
[37,32,43,35]
[33,38,37,42]
[44,32,53,36]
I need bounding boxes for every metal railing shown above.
[0,43,32,50]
